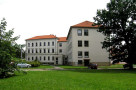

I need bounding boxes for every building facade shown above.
[26,21,110,66]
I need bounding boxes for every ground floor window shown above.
[78,60,82,64]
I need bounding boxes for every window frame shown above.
[78,60,83,64]
[78,40,82,47]
[84,29,89,36]
[84,40,89,47]
[77,29,82,36]
[78,51,82,58]
[84,51,89,58]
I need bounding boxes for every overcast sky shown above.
[0,0,110,44]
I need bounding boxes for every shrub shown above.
[28,60,41,67]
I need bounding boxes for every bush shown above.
[28,60,41,67]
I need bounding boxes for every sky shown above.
[0,0,110,44]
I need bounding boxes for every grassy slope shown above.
[0,69,136,90]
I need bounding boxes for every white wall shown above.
[68,27,109,65]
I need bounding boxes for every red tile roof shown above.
[58,37,67,42]
[71,21,99,28]
[26,35,57,40]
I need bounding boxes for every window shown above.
[32,43,34,47]
[28,43,30,47]
[48,49,50,53]
[44,56,46,60]
[28,49,30,53]
[32,49,34,53]
[36,42,38,46]
[77,29,82,36]
[52,49,54,53]
[44,49,46,53]
[78,51,82,58]
[44,42,46,46]
[52,42,54,46]
[52,56,54,61]
[59,49,62,53]
[40,42,42,46]
[48,42,50,46]
[28,57,30,60]
[78,60,82,64]
[48,56,50,60]
[40,56,41,61]
[84,29,88,36]
[36,56,38,60]
[56,57,58,64]
[59,43,62,47]
[78,40,82,47]
[40,49,42,53]
[36,49,38,53]
[84,51,89,58]
[32,57,34,60]
[84,41,89,47]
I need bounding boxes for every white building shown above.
[67,21,110,66]
[26,21,110,66]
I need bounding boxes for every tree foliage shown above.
[0,18,20,78]
[94,0,136,69]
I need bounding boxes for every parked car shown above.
[88,63,98,69]
[17,63,31,68]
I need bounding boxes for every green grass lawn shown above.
[20,65,54,69]
[58,65,88,69]
[0,69,136,90]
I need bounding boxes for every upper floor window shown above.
[28,43,30,47]
[84,41,89,47]
[52,49,54,53]
[48,42,50,46]
[40,42,42,46]
[44,56,46,60]
[44,42,46,46]
[59,43,62,47]
[78,51,82,58]
[52,56,54,61]
[32,49,34,53]
[36,56,38,60]
[48,56,50,61]
[32,43,34,47]
[78,40,82,47]
[48,49,50,53]
[36,49,38,53]
[84,29,88,36]
[84,51,89,58]
[44,49,46,53]
[40,56,41,61]
[40,49,42,53]
[77,29,82,36]
[36,42,38,46]
[28,49,30,53]
[52,42,54,46]
[59,49,62,53]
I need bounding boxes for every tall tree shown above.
[94,0,136,69]
[0,18,19,78]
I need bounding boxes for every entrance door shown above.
[84,60,89,66]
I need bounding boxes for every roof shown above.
[26,35,57,40]
[58,37,67,42]
[71,21,99,28]
[67,21,99,40]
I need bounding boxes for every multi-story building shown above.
[67,21,110,66]
[25,21,110,66]
[26,35,67,65]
